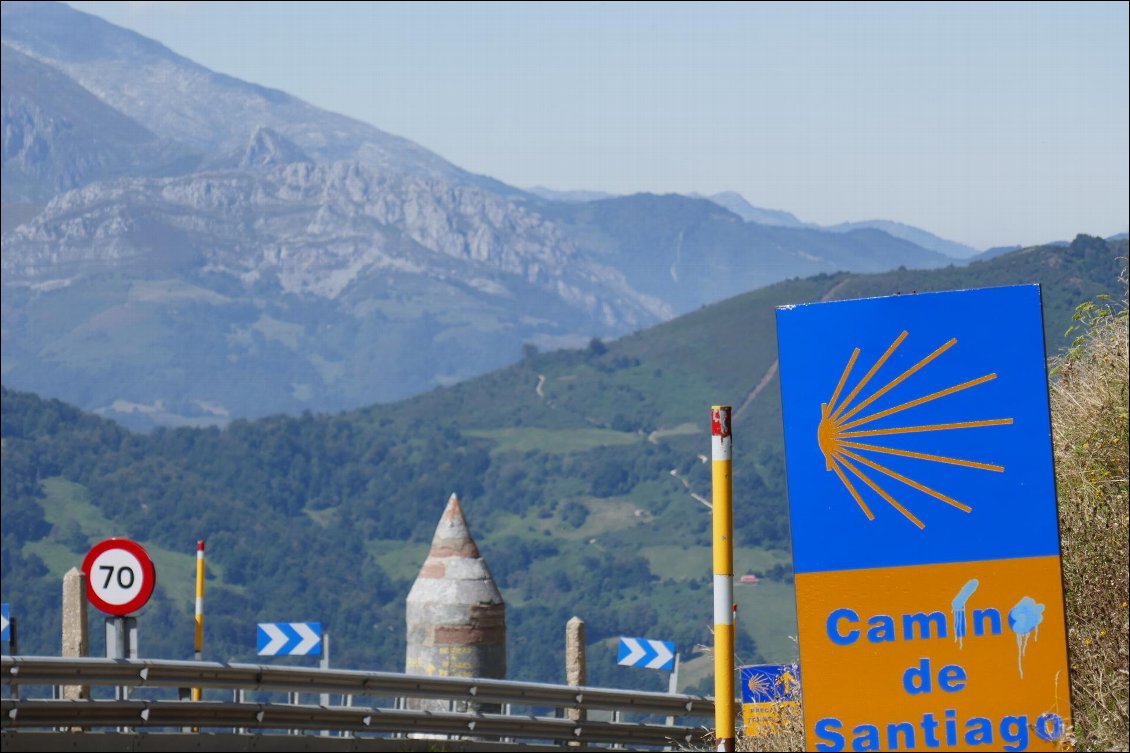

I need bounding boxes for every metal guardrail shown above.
[3,656,722,748]
[1,699,698,746]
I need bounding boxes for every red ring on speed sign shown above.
[81,538,156,616]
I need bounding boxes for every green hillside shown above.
[1,235,1125,694]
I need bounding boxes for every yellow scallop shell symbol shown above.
[747,672,771,697]
[817,331,1013,529]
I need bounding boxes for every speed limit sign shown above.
[81,538,156,616]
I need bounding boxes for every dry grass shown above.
[689,698,805,752]
[1052,288,1130,751]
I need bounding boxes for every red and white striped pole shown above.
[711,406,735,751]
[192,539,205,702]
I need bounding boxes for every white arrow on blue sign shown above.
[617,636,675,671]
[257,622,322,656]
[1,603,9,642]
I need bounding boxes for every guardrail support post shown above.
[320,632,331,736]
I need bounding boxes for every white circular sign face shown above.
[82,538,156,615]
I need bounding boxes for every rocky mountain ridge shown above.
[4,134,668,328]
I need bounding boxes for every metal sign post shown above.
[105,614,138,733]
[665,653,681,732]
[710,405,735,752]
[105,616,139,697]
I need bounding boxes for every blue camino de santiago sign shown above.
[741,663,801,736]
[775,285,1071,752]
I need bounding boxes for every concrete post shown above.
[565,616,586,724]
[565,616,586,746]
[61,567,89,700]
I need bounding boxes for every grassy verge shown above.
[1052,292,1129,751]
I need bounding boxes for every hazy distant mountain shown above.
[2,1,956,428]
[973,245,1024,262]
[526,186,618,203]
[698,192,979,259]
[702,191,809,228]
[541,193,952,314]
[825,219,980,258]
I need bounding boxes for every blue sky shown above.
[66,1,1128,250]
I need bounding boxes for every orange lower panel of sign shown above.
[795,556,1071,752]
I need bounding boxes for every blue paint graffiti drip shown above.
[1008,596,1045,679]
[950,578,979,650]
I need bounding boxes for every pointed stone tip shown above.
[441,494,466,528]
[429,493,480,559]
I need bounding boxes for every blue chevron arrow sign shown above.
[617,636,676,671]
[257,622,322,656]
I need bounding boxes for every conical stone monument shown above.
[405,493,506,712]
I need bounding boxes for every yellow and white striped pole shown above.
[192,539,205,702]
[711,405,735,752]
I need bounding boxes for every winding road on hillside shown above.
[734,276,854,423]
[666,277,855,510]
